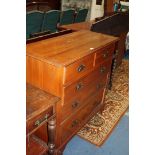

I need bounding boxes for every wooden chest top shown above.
[26,83,60,121]
[26,30,118,67]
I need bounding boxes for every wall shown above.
[90,0,104,20]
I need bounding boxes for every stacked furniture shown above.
[26,10,44,39]
[26,8,89,39]
[26,30,118,154]
[59,9,75,25]
[41,10,60,32]
[74,8,89,23]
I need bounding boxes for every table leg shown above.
[48,116,56,155]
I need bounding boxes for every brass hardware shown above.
[76,83,83,91]
[72,101,79,109]
[77,64,85,72]
[115,50,119,55]
[71,120,79,128]
[34,114,49,127]
[102,51,109,58]
[100,66,106,73]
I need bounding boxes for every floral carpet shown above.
[77,60,129,146]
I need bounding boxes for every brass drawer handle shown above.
[72,101,79,109]
[71,120,79,128]
[77,64,85,72]
[102,51,109,58]
[76,83,83,91]
[34,114,49,127]
[100,66,106,73]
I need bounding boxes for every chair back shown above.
[59,9,75,25]
[74,8,88,23]
[26,10,44,39]
[42,10,60,33]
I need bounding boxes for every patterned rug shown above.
[77,60,129,146]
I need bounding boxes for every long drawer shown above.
[61,71,107,122]
[60,90,104,144]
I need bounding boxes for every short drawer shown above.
[26,108,53,135]
[60,90,103,144]
[61,68,108,121]
[95,44,115,66]
[98,57,113,75]
[64,54,94,85]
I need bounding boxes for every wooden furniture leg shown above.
[48,116,56,155]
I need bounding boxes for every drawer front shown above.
[61,70,107,121]
[95,44,115,66]
[98,57,113,75]
[26,108,53,135]
[64,54,94,85]
[60,90,103,144]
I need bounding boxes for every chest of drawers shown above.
[26,30,118,154]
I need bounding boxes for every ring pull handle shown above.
[76,83,83,91]
[71,120,79,128]
[34,114,49,127]
[102,51,109,58]
[77,64,85,72]
[72,101,79,109]
[100,66,106,73]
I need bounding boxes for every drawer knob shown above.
[71,120,79,128]
[100,66,106,73]
[76,83,83,91]
[77,64,85,72]
[72,101,79,109]
[102,51,109,58]
[34,114,49,127]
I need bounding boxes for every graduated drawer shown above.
[60,90,103,144]
[26,108,53,136]
[61,71,107,122]
[94,44,115,66]
[64,54,94,85]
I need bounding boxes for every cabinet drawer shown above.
[98,57,113,75]
[64,54,94,85]
[61,71,107,122]
[60,90,103,144]
[95,44,115,66]
[26,108,53,135]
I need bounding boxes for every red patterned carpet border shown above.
[77,60,129,146]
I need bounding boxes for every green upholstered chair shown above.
[26,10,44,39]
[59,9,75,25]
[74,8,88,23]
[41,10,60,33]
